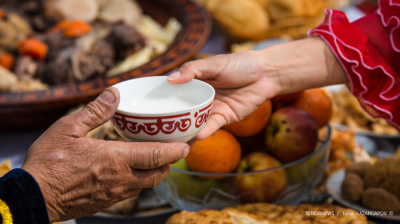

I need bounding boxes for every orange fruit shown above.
[186,129,242,179]
[223,100,272,137]
[287,88,332,128]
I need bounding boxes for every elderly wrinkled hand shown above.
[21,87,189,222]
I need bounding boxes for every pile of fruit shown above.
[179,88,333,203]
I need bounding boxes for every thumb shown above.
[59,87,120,137]
[166,56,221,84]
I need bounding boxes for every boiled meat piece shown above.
[108,23,147,59]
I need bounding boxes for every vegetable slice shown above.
[17,38,49,60]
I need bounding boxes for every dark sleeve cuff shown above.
[0,168,50,224]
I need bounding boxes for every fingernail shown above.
[183,147,190,157]
[100,90,115,104]
[167,71,181,80]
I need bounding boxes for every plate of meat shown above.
[0,0,211,131]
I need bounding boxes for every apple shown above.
[172,158,189,170]
[265,107,318,162]
[232,152,287,203]
[164,159,222,199]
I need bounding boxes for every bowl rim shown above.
[171,125,332,176]
[112,77,215,116]
[0,0,212,108]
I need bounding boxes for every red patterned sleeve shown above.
[308,0,400,130]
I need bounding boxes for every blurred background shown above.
[2,0,399,224]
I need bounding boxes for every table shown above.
[1,24,400,224]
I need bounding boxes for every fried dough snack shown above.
[331,88,399,135]
[167,210,234,224]
[167,203,368,224]
[326,129,372,177]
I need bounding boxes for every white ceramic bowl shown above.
[111,77,215,142]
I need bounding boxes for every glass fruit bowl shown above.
[154,125,331,211]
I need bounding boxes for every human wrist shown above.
[258,37,348,95]
[22,165,60,222]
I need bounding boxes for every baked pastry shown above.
[268,0,330,21]
[264,14,325,40]
[167,203,368,224]
[167,210,233,224]
[201,0,270,40]
[249,0,270,9]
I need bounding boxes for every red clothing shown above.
[309,0,400,130]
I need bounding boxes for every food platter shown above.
[333,124,400,139]
[331,124,400,139]
[325,85,400,138]
[332,123,400,139]
[0,0,211,131]
[327,169,400,221]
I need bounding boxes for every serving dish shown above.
[332,123,400,139]
[327,169,400,221]
[111,77,214,142]
[326,85,399,138]
[0,0,211,131]
[154,125,332,211]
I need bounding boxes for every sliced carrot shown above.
[0,53,14,70]
[63,20,92,38]
[18,38,48,60]
[47,20,73,33]
[0,9,5,19]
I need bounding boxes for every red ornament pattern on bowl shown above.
[194,103,212,128]
[113,113,191,136]
[112,103,212,136]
